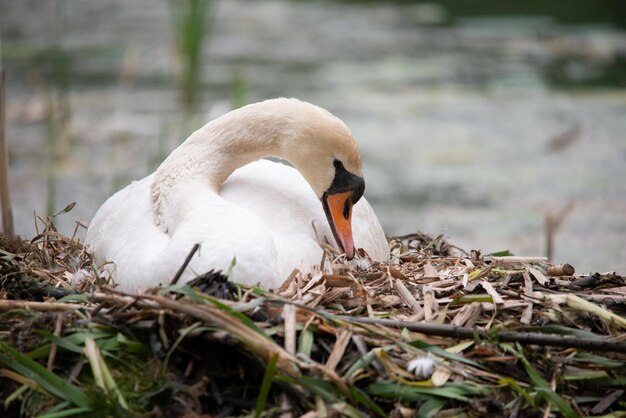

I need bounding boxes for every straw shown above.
[0,225,625,416]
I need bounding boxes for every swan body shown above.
[86,98,388,292]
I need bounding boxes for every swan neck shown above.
[151,108,291,228]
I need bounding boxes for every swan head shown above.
[319,158,365,260]
[271,99,365,259]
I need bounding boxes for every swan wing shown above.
[86,174,282,291]
[86,160,388,292]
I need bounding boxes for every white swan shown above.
[86,98,388,292]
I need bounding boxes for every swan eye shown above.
[333,159,343,169]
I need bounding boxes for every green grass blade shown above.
[514,349,548,389]
[276,375,337,402]
[100,354,129,410]
[64,329,116,345]
[98,336,122,353]
[37,406,93,418]
[416,398,445,418]
[451,294,493,304]
[206,295,266,336]
[56,294,88,304]
[27,344,53,360]
[367,381,483,402]
[535,387,579,418]
[572,352,626,368]
[343,348,378,380]
[488,250,514,256]
[35,331,84,354]
[161,322,202,376]
[499,377,534,407]
[349,386,388,418]
[330,402,367,418]
[0,341,90,408]
[297,326,314,359]
[408,339,486,370]
[36,400,71,415]
[517,325,597,339]
[84,337,128,410]
[255,352,278,417]
[116,333,152,356]
[161,283,207,303]
[4,384,29,409]
[513,347,579,418]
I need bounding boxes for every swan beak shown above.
[323,191,355,259]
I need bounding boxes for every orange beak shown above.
[322,191,355,259]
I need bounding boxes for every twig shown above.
[47,313,64,370]
[325,328,352,371]
[489,256,548,264]
[0,38,14,235]
[578,294,626,304]
[547,264,575,276]
[520,302,533,325]
[170,243,200,285]
[393,279,423,317]
[590,389,624,415]
[283,304,296,355]
[336,316,626,353]
[480,280,504,304]
[545,202,575,261]
[0,300,88,312]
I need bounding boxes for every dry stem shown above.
[339,316,626,353]
[0,40,14,235]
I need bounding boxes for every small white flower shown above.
[406,355,438,379]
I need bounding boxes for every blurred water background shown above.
[1,0,625,274]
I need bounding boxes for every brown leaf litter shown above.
[0,223,625,417]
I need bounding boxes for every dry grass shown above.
[0,222,625,417]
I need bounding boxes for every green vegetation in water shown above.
[2,7,77,218]
[12,41,76,218]
[231,71,248,110]
[168,0,212,114]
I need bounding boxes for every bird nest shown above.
[1,217,625,417]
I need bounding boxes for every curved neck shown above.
[158,112,285,190]
[151,104,302,228]
[149,98,357,231]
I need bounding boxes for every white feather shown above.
[406,356,438,379]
